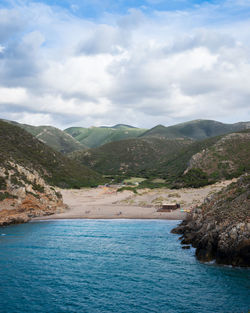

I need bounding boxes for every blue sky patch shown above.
[4,0,219,18]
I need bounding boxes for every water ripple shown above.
[0,220,249,313]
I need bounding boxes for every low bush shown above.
[32,183,45,193]
[0,192,18,201]
[182,168,213,188]
[0,177,6,190]
[117,186,138,194]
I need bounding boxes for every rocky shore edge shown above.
[171,174,250,267]
[0,162,66,227]
[0,192,66,226]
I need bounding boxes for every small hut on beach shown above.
[157,203,180,212]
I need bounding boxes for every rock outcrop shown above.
[172,174,250,267]
[0,162,66,226]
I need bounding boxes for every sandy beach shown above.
[34,179,234,220]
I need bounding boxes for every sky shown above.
[0,0,250,129]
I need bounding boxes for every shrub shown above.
[32,183,45,193]
[10,175,24,187]
[117,186,138,194]
[0,177,6,190]
[0,192,18,201]
[183,168,212,188]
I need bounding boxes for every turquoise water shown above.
[0,220,249,313]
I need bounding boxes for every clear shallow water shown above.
[0,220,249,313]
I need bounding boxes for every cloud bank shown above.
[0,0,250,128]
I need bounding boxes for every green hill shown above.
[4,120,86,153]
[141,120,250,140]
[70,128,250,188]
[0,120,102,188]
[102,124,136,129]
[70,137,193,177]
[153,129,250,187]
[65,125,147,148]
[182,130,250,182]
[5,119,249,153]
[65,120,249,149]
[2,118,248,189]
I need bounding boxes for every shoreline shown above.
[34,204,187,221]
[33,180,234,222]
[33,215,184,220]
[31,217,183,221]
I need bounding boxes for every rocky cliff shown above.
[0,161,66,226]
[172,174,250,267]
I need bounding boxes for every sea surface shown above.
[0,220,249,313]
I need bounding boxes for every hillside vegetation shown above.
[70,137,193,177]
[184,130,250,181]
[5,120,86,153]
[2,118,249,189]
[65,119,249,150]
[70,129,250,188]
[5,119,249,153]
[141,120,250,140]
[0,120,102,188]
[65,124,147,148]
[151,130,250,187]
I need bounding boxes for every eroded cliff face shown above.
[172,174,250,267]
[0,161,66,226]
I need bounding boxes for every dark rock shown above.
[171,174,250,267]
[182,245,191,249]
[171,225,186,234]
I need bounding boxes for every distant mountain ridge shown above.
[65,125,147,148]
[140,120,250,140]
[100,124,137,129]
[66,119,250,148]
[3,118,249,150]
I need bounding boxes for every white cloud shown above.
[0,1,250,129]
[0,87,28,104]
[12,112,55,126]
